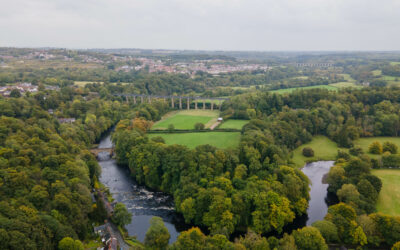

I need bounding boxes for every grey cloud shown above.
[0,0,399,50]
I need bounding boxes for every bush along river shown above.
[96,130,337,242]
[97,133,189,243]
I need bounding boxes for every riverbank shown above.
[96,133,188,244]
[291,136,342,167]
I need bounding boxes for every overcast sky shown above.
[1,0,399,51]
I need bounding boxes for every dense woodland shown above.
[0,87,127,249]
[111,87,400,249]
[1,48,400,249]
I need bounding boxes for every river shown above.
[97,131,336,242]
[97,134,187,243]
[301,161,336,225]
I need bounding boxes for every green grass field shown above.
[329,82,362,89]
[291,136,342,167]
[372,70,382,76]
[270,85,338,94]
[372,169,400,216]
[390,62,400,66]
[219,119,249,129]
[152,110,219,130]
[339,74,356,82]
[149,132,241,149]
[381,75,399,81]
[376,75,400,87]
[74,81,104,87]
[291,76,309,80]
[353,137,400,158]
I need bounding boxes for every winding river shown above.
[97,134,188,243]
[96,131,336,242]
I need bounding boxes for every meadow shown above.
[148,132,241,149]
[291,136,342,167]
[151,110,219,130]
[218,119,248,129]
[372,169,400,216]
[353,137,400,158]
[74,81,103,87]
[270,85,338,94]
[329,81,362,88]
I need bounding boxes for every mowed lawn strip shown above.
[152,110,219,130]
[219,120,249,129]
[372,169,400,216]
[148,132,241,149]
[291,136,343,167]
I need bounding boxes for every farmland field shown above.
[219,119,249,129]
[378,75,400,87]
[372,169,400,216]
[372,70,382,76]
[291,136,342,167]
[329,81,362,88]
[74,81,103,87]
[152,110,219,130]
[339,73,356,82]
[270,85,338,94]
[148,132,241,149]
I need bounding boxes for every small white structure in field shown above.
[217,117,223,122]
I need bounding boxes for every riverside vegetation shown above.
[112,87,400,249]
[2,48,400,249]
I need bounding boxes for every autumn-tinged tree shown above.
[131,117,153,132]
[293,226,328,250]
[369,141,383,154]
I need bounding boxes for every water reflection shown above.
[301,161,335,225]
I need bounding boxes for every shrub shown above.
[151,136,165,143]
[383,141,398,154]
[369,141,383,154]
[194,122,205,130]
[382,153,400,168]
[337,150,351,160]
[167,124,175,132]
[349,146,363,156]
[302,147,314,157]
